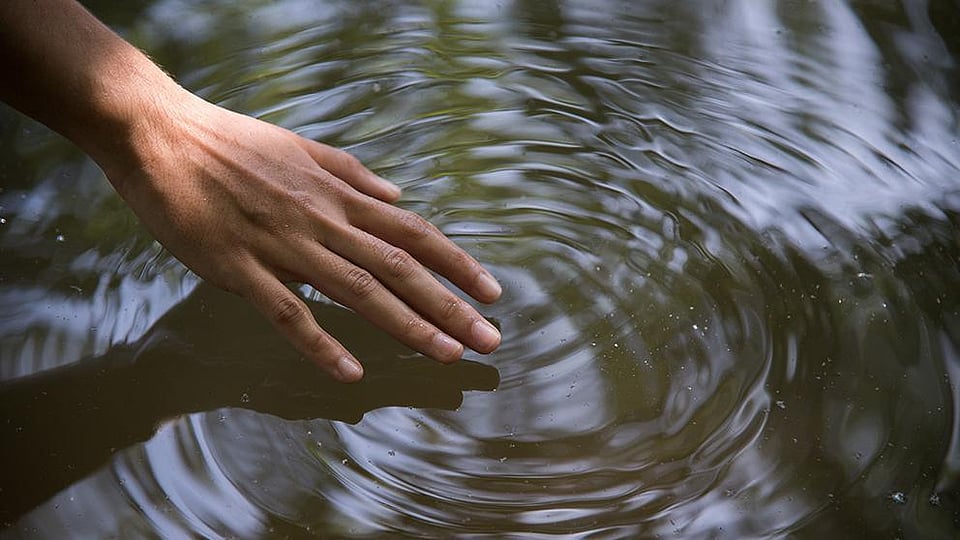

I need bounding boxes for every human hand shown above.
[0,0,501,383]
[107,92,502,382]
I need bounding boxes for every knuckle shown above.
[291,191,317,214]
[401,316,430,339]
[450,250,475,271]
[270,295,306,327]
[399,211,437,241]
[346,268,378,299]
[339,151,364,172]
[305,331,335,358]
[439,296,464,320]
[383,246,416,280]
[241,200,282,234]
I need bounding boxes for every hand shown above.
[0,0,501,382]
[107,93,502,382]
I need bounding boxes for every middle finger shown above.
[325,228,501,355]
[281,240,469,364]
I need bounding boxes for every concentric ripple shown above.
[2,0,959,538]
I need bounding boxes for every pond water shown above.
[2,0,959,537]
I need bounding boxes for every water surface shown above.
[1,0,959,537]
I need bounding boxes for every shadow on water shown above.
[1,0,960,537]
[0,284,498,524]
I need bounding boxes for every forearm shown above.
[0,0,187,177]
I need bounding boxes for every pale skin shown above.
[0,0,502,382]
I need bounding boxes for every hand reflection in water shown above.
[0,285,499,524]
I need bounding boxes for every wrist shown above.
[81,57,197,184]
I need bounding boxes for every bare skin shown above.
[0,0,501,382]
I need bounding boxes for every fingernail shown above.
[433,332,463,361]
[336,357,363,382]
[476,272,502,301]
[471,318,501,352]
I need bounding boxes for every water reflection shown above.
[0,285,496,525]
[1,0,958,537]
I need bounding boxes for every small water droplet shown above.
[388,450,396,457]
[890,491,907,505]
[499,457,507,463]
[240,392,250,404]
[56,233,65,242]
[929,493,941,506]
[0,217,6,224]
[776,400,786,410]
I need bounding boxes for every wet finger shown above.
[238,265,364,382]
[351,202,502,304]
[289,243,468,364]
[325,228,500,354]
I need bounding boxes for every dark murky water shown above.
[2,0,960,537]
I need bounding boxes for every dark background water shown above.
[2,0,959,537]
